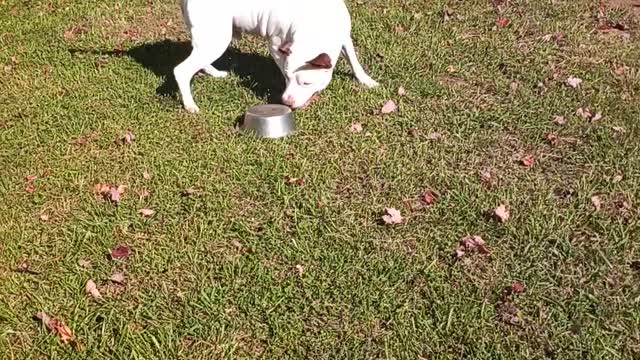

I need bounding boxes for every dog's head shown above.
[275,42,338,108]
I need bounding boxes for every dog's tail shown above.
[342,37,379,88]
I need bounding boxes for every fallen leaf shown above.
[110,244,132,260]
[480,169,495,187]
[455,235,490,258]
[521,154,535,168]
[612,174,623,183]
[35,312,76,345]
[231,239,244,251]
[138,208,155,217]
[552,115,566,125]
[120,131,135,145]
[380,100,397,114]
[63,24,89,41]
[85,279,102,300]
[142,170,152,180]
[138,189,150,199]
[511,282,525,294]
[78,259,92,268]
[576,107,592,119]
[181,187,201,197]
[25,175,37,193]
[108,187,122,203]
[284,176,305,187]
[350,122,363,133]
[393,24,405,33]
[442,6,453,22]
[591,195,602,211]
[397,86,407,96]
[16,261,39,275]
[39,213,49,222]
[382,207,403,225]
[421,190,438,205]
[426,132,444,141]
[295,264,304,276]
[109,272,125,284]
[496,17,510,27]
[612,126,625,134]
[613,65,629,76]
[494,204,510,222]
[566,76,583,88]
[591,112,603,122]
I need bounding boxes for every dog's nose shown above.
[282,95,295,107]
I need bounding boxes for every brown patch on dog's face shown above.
[306,53,332,69]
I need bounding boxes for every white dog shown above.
[175,0,379,113]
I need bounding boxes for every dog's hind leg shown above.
[174,23,231,113]
[341,37,378,88]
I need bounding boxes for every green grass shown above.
[1,0,640,358]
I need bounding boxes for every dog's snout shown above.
[282,95,295,107]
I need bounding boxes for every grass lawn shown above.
[1,0,640,358]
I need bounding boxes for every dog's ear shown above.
[278,42,292,56]
[307,53,332,69]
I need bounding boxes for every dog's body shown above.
[175,0,378,113]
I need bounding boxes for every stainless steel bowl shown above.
[240,104,295,139]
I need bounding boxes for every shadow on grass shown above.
[70,40,285,104]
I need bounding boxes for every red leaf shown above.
[521,155,535,168]
[511,282,525,294]
[110,245,132,260]
[421,190,438,205]
[496,17,510,27]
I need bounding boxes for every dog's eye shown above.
[302,81,312,86]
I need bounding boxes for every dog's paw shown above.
[363,79,379,88]
[184,104,201,114]
[202,66,228,78]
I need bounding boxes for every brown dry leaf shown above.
[231,239,244,251]
[455,235,490,258]
[382,207,403,225]
[591,112,603,122]
[138,189,151,199]
[110,244,132,260]
[380,100,397,114]
[35,312,76,345]
[511,282,525,294]
[426,132,444,141]
[85,279,102,300]
[142,170,152,180]
[480,169,496,187]
[16,261,39,275]
[566,76,583,88]
[350,122,363,133]
[552,115,567,125]
[109,272,125,284]
[120,131,135,145]
[284,176,305,187]
[39,213,50,222]
[494,204,510,222]
[138,208,155,217]
[393,24,406,33]
[421,190,438,206]
[63,25,89,41]
[591,195,602,211]
[181,187,202,197]
[496,17,510,27]
[576,107,592,119]
[295,264,304,276]
[397,86,407,96]
[78,259,92,268]
[521,154,535,168]
[612,174,623,183]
